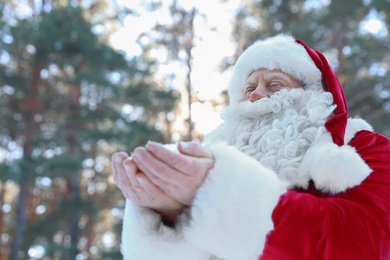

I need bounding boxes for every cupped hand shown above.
[111,152,186,218]
[132,141,215,206]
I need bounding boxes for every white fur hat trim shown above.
[228,34,321,103]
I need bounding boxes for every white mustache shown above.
[222,88,334,124]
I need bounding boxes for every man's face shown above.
[240,68,303,102]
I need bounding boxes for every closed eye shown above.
[268,82,284,91]
[245,86,256,94]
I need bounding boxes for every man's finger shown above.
[145,141,199,172]
[111,152,139,200]
[178,141,214,158]
[122,158,143,191]
[136,173,165,197]
[133,147,186,185]
[112,152,129,172]
[112,152,130,186]
[137,173,188,213]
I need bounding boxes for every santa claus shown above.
[112,34,390,259]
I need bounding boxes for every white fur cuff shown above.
[183,143,286,260]
[121,201,210,260]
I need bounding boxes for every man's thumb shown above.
[178,141,213,158]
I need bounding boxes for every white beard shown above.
[204,85,335,187]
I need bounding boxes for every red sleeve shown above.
[261,131,390,260]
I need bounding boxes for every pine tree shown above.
[138,0,199,140]
[0,2,178,259]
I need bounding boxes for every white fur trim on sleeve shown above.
[121,200,211,260]
[183,143,286,260]
[299,127,372,194]
[344,118,373,144]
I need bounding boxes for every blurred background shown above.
[0,0,389,259]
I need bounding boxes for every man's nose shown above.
[249,85,269,102]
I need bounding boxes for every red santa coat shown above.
[262,130,390,259]
[258,39,389,259]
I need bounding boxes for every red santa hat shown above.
[228,34,348,146]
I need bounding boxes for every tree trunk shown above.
[69,173,81,259]
[0,181,5,259]
[9,63,41,259]
[184,8,196,141]
[67,82,83,259]
[9,180,29,260]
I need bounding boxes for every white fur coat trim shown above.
[121,201,211,260]
[298,118,373,194]
[183,143,286,260]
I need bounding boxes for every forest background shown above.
[0,0,389,259]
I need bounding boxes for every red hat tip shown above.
[295,39,348,146]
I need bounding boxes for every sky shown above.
[109,0,241,136]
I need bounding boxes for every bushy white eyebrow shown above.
[264,71,295,82]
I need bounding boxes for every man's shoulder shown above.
[349,129,390,152]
